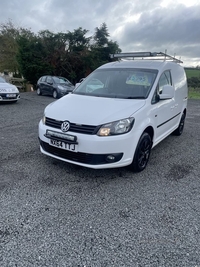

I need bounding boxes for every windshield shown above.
[53,77,73,86]
[0,77,6,83]
[73,68,158,99]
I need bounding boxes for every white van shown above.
[38,52,188,172]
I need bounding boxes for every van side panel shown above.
[172,64,188,115]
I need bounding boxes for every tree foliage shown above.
[0,20,20,73]
[93,23,109,48]
[187,77,200,89]
[0,21,121,86]
[17,34,53,85]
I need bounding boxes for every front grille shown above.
[45,117,99,134]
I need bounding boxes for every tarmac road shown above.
[0,92,200,267]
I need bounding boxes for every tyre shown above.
[130,132,152,172]
[37,87,42,95]
[173,112,186,136]
[53,90,58,99]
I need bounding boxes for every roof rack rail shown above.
[109,52,183,64]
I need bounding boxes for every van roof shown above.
[99,60,181,70]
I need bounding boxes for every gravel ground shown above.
[0,92,200,267]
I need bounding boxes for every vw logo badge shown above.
[61,121,70,132]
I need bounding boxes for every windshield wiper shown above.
[125,96,146,99]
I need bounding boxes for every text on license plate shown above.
[49,139,77,152]
[6,93,16,98]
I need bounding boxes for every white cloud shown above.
[0,0,200,66]
[161,0,200,7]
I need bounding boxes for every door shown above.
[45,76,54,96]
[39,76,47,94]
[151,70,176,143]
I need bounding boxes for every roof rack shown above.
[109,52,183,64]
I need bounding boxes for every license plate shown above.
[6,94,16,98]
[49,139,77,152]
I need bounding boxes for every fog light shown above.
[106,155,116,163]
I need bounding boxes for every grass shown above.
[185,68,200,79]
[188,87,200,99]
[185,68,200,99]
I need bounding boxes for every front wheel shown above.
[173,112,186,136]
[130,132,152,172]
[37,87,42,95]
[53,90,58,99]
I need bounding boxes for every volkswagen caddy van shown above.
[38,52,188,172]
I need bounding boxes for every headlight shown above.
[42,115,46,124]
[97,118,135,136]
[58,85,65,90]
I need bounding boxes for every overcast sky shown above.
[0,0,200,67]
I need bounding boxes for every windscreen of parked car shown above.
[53,77,73,86]
[73,68,158,99]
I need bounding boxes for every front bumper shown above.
[38,120,139,169]
[39,138,123,165]
[0,93,20,101]
[59,89,73,97]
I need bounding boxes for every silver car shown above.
[0,76,20,103]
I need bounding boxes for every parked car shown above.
[38,52,188,172]
[36,76,74,99]
[0,76,20,103]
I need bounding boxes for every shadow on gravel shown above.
[165,164,193,181]
[36,157,136,189]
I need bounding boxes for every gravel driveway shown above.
[0,92,200,267]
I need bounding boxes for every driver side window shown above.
[46,76,52,84]
[152,70,172,103]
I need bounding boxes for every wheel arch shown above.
[129,127,154,172]
[143,126,154,143]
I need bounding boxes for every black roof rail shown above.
[109,52,183,63]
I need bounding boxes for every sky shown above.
[0,0,200,67]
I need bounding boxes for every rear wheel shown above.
[173,112,186,136]
[53,90,58,99]
[130,132,152,172]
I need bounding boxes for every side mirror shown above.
[159,85,174,99]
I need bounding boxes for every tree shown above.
[90,23,121,70]
[93,23,109,48]
[0,20,20,73]
[38,30,68,77]
[17,34,53,85]
[1,20,122,85]
[60,28,92,82]
[66,27,91,52]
